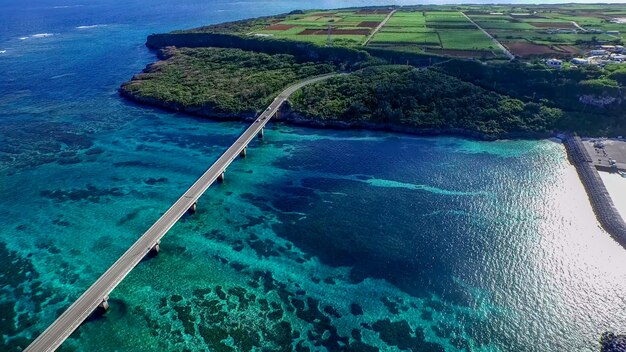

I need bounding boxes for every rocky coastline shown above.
[563,135,626,248]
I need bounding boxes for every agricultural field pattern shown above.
[243,5,626,59]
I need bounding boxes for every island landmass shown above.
[121,4,626,140]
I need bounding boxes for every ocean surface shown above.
[2,0,626,351]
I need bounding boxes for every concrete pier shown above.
[97,297,109,312]
[188,202,197,214]
[149,241,160,255]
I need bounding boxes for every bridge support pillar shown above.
[98,296,109,312]
[240,147,247,158]
[218,172,225,183]
[188,202,197,215]
[149,241,160,255]
[258,128,264,139]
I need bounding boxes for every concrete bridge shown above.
[25,73,338,352]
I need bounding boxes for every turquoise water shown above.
[2,1,626,351]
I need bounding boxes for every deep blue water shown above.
[2,1,626,351]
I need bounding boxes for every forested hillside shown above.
[290,65,563,138]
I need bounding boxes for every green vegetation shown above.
[438,30,495,50]
[290,65,562,138]
[385,12,426,27]
[371,32,440,45]
[434,60,626,135]
[123,4,626,139]
[121,47,334,114]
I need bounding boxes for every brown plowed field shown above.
[504,41,559,56]
[266,24,296,30]
[358,21,382,28]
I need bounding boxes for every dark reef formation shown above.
[601,332,626,352]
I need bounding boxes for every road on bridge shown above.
[25,73,339,352]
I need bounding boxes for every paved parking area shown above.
[583,138,626,172]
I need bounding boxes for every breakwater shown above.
[563,135,626,247]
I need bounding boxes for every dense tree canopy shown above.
[290,65,563,137]
[434,60,626,135]
[121,47,335,115]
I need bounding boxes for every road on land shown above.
[25,73,339,352]
[461,12,515,60]
[363,10,397,46]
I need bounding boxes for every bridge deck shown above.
[25,73,337,352]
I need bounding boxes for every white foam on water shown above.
[76,25,107,29]
[51,73,76,79]
[52,5,84,9]
[0,50,6,54]
[31,33,54,38]
[20,33,55,40]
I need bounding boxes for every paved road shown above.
[363,9,397,46]
[24,73,338,352]
[571,21,586,31]
[461,12,515,60]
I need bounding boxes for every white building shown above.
[590,49,609,56]
[571,58,589,65]
[546,59,563,68]
[610,54,626,61]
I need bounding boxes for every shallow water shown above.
[2,1,626,351]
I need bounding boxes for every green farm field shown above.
[186,4,625,60]
[370,32,441,46]
[368,9,501,55]
[438,30,497,50]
